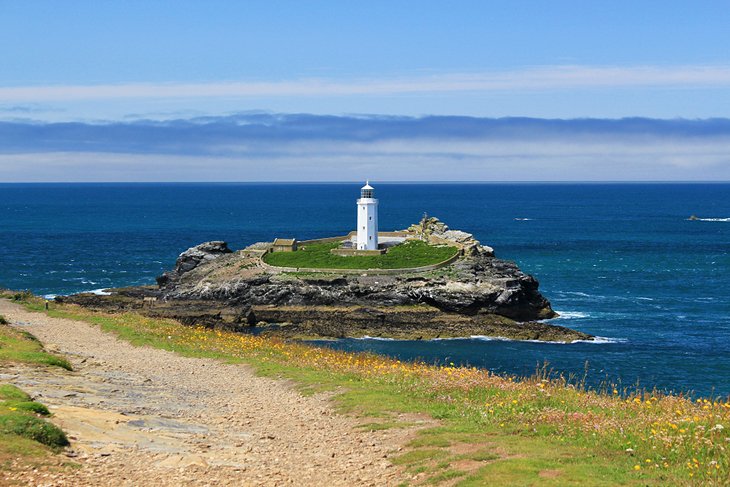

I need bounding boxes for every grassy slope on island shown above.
[263,240,458,269]
[0,313,71,472]
[10,296,730,486]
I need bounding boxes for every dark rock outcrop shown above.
[156,241,232,287]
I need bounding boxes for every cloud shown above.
[0,114,729,182]
[0,103,61,114]
[2,65,730,102]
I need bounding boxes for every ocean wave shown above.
[464,335,627,345]
[89,288,112,296]
[553,311,589,319]
[355,335,396,341]
[575,336,628,344]
[514,218,533,221]
[469,335,626,345]
[80,288,112,296]
[690,217,730,222]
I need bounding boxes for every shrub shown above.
[0,412,69,447]
[12,291,33,302]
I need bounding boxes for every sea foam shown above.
[468,335,626,345]
[553,310,589,319]
[356,335,396,341]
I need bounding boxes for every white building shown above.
[356,181,379,250]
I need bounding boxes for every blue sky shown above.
[1,1,729,181]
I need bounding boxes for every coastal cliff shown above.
[63,218,592,342]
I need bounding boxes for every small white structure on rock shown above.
[356,181,379,250]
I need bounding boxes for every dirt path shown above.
[0,300,417,486]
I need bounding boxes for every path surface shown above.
[0,300,417,486]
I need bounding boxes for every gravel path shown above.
[0,300,418,486]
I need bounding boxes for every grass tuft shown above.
[0,383,68,452]
[0,322,72,371]
[426,468,467,484]
[5,401,51,416]
[0,413,68,448]
[0,384,32,402]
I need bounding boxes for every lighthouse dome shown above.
[360,181,374,199]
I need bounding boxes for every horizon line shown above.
[2,180,730,185]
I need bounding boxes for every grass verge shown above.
[10,296,730,485]
[263,240,458,269]
[0,383,69,474]
[0,316,72,371]
[0,307,72,475]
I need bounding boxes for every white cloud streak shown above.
[2,135,728,182]
[3,65,730,102]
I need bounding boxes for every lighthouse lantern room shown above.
[356,181,379,250]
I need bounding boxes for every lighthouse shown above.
[356,181,379,250]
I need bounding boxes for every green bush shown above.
[0,412,69,447]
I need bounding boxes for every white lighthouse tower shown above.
[356,181,379,250]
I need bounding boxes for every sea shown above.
[1,183,728,397]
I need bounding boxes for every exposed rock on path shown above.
[0,299,417,486]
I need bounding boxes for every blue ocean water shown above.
[1,183,729,396]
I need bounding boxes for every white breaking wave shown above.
[553,310,589,319]
[578,336,628,344]
[356,335,396,341]
[561,291,593,297]
[355,334,625,345]
[696,218,730,222]
[514,218,533,221]
[87,288,112,296]
[42,288,111,299]
[469,335,626,345]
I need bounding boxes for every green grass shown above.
[427,469,467,484]
[0,383,68,456]
[0,412,68,448]
[0,384,32,402]
[8,295,730,486]
[263,240,458,270]
[0,320,72,472]
[0,307,74,475]
[7,401,51,416]
[0,322,72,370]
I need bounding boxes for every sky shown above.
[1,1,729,181]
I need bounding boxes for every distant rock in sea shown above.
[64,218,593,343]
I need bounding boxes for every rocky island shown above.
[63,216,593,343]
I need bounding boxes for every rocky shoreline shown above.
[61,218,593,343]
